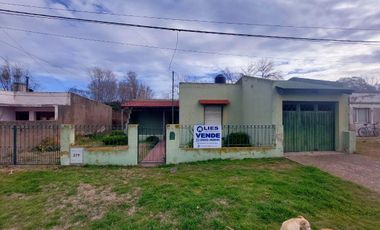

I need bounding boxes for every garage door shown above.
[283,102,335,152]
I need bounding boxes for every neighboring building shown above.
[122,99,179,134]
[349,93,380,132]
[0,90,112,125]
[180,76,354,152]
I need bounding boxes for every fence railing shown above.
[74,124,128,146]
[179,124,276,148]
[0,123,61,165]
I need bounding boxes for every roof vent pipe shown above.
[215,74,226,84]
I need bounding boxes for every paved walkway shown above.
[286,152,380,193]
[141,140,165,166]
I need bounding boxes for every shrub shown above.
[146,136,160,148]
[102,135,128,146]
[110,130,126,136]
[223,132,251,147]
[32,138,60,152]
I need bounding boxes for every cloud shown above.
[0,0,379,97]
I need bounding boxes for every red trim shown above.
[122,100,179,108]
[199,99,230,105]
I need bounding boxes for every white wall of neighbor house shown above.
[0,91,71,106]
[0,107,15,120]
[349,93,380,131]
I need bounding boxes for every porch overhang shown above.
[198,99,230,105]
[276,86,353,95]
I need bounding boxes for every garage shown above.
[283,102,336,152]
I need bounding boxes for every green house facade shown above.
[179,76,354,153]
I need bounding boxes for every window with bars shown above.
[354,108,370,123]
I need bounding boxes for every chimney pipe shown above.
[25,76,29,92]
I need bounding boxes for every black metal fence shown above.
[0,123,61,165]
[179,124,276,148]
[138,127,165,164]
[74,124,128,146]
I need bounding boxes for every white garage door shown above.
[204,105,222,125]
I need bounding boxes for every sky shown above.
[0,0,380,98]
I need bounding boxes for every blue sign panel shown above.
[193,125,222,148]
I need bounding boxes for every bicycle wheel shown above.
[373,128,380,137]
[358,127,368,137]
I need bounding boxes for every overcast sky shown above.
[0,0,380,97]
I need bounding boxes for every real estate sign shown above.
[193,125,222,148]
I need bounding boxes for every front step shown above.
[140,162,164,167]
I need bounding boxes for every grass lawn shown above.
[0,159,379,229]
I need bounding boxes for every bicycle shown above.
[358,122,380,137]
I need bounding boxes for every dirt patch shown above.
[356,137,380,158]
[46,183,141,229]
[214,198,229,207]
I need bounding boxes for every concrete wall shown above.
[179,83,242,125]
[60,124,138,166]
[240,77,277,124]
[0,107,15,120]
[166,124,283,164]
[0,91,70,106]
[349,93,380,131]
[58,93,112,125]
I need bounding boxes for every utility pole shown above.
[171,71,174,124]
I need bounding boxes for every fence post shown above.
[127,124,138,165]
[12,125,17,165]
[60,124,75,165]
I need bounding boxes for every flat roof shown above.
[122,99,179,108]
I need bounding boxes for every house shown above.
[179,75,354,153]
[122,99,179,134]
[349,92,380,132]
[0,88,112,125]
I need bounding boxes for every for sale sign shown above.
[193,125,222,148]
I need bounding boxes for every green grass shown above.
[0,158,379,229]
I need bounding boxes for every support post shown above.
[60,124,75,165]
[171,71,174,124]
[12,125,17,165]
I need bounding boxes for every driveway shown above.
[286,152,380,193]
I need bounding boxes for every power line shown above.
[0,1,378,32]
[0,32,78,76]
[1,8,380,45]
[169,31,179,70]
[1,25,354,63]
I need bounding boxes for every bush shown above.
[102,135,128,146]
[223,132,251,147]
[146,136,160,148]
[110,130,126,136]
[32,138,60,152]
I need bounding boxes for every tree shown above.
[88,67,118,103]
[221,68,240,83]
[0,60,38,91]
[118,71,153,101]
[337,76,377,92]
[241,59,283,80]
[67,87,90,98]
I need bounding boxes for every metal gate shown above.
[0,123,61,165]
[283,102,335,152]
[138,127,166,165]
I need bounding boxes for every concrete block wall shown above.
[60,124,138,166]
[166,124,284,164]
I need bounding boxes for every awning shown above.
[199,99,230,105]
